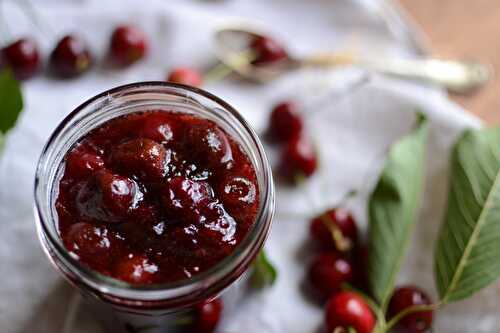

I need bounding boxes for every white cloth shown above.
[0,1,495,332]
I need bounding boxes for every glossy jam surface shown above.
[56,110,259,284]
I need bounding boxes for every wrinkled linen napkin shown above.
[1,0,496,332]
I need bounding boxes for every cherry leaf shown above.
[0,69,23,134]
[367,114,428,309]
[435,127,500,303]
[250,249,277,288]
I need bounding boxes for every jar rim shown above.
[34,81,275,308]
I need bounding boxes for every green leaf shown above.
[250,249,277,289]
[435,127,500,303]
[0,69,23,133]
[368,114,428,308]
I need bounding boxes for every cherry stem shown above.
[320,213,352,252]
[203,49,257,84]
[203,61,234,84]
[333,327,357,333]
[384,302,440,332]
[0,132,5,152]
[334,188,358,209]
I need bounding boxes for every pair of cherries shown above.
[307,208,433,333]
[0,24,148,80]
[266,101,318,183]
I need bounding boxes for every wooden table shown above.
[400,0,500,124]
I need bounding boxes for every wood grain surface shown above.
[399,0,500,124]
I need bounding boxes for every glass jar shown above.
[34,82,275,332]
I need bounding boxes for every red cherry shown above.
[110,138,168,182]
[310,208,358,251]
[161,176,214,222]
[309,252,354,298]
[195,298,223,333]
[109,25,148,66]
[64,222,116,268]
[49,35,92,78]
[2,38,40,80]
[138,114,175,144]
[76,170,140,222]
[167,67,203,87]
[279,134,317,182]
[325,291,375,333]
[250,35,288,65]
[388,286,433,333]
[65,151,104,178]
[185,122,233,169]
[267,101,303,143]
[218,175,257,219]
[113,254,158,284]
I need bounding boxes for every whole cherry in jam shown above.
[110,138,168,182]
[64,222,119,268]
[387,286,434,333]
[194,298,223,333]
[1,38,40,80]
[161,176,213,222]
[65,150,104,178]
[167,67,203,87]
[308,252,354,298]
[250,35,288,65]
[325,291,375,333]
[267,101,303,143]
[138,113,175,144]
[310,208,358,252]
[185,121,233,169]
[49,35,93,78]
[109,25,148,66]
[56,111,259,284]
[218,174,257,220]
[113,254,158,284]
[76,170,141,223]
[279,134,317,182]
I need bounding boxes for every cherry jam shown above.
[55,110,260,284]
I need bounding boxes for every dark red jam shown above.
[55,110,260,284]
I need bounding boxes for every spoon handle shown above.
[305,54,492,94]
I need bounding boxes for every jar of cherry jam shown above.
[34,82,275,332]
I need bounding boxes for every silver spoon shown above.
[213,23,492,94]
